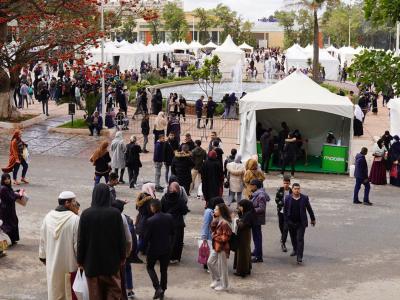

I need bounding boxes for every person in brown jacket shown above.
[207,203,232,291]
[243,158,266,199]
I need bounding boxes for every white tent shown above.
[203,41,218,49]
[188,40,203,50]
[213,35,245,78]
[317,49,340,80]
[388,99,400,137]
[285,44,310,71]
[326,45,339,58]
[338,46,356,67]
[239,42,254,52]
[239,71,354,160]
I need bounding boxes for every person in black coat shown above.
[201,150,223,203]
[152,89,163,115]
[283,183,315,264]
[281,132,297,177]
[77,183,126,299]
[141,114,150,153]
[275,175,292,252]
[161,182,189,264]
[125,136,142,188]
[171,144,194,195]
[144,199,174,300]
[164,132,179,184]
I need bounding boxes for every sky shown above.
[183,0,289,21]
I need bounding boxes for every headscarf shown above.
[234,154,242,164]
[141,182,156,198]
[208,150,217,159]
[113,131,123,141]
[90,141,109,164]
[91,183,111,208]
[1,173,11,188]
[155,112,167,130]
[111,131,123,150]
[11,129,21,141]
[354,105,364,122]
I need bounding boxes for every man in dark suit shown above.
[144,199,175,300]
[353,147,372,205]
[284,183,316,264]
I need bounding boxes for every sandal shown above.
[21,178,29,184]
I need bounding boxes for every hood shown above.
[136,193,153,207]
[91,183,111,208]
[226,162,245,174]
[174,151,191,158]
[163,192,182,208]
[48,210,77,240]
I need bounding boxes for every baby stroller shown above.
[116,112,129,131]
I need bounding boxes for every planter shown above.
[48,126,112,137]
[0,114,44,129]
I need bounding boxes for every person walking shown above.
[190,140,207,194]
[200,197,225,270]
[0,173,24,245]
[77,183,127,299]
[248,179,269,263]
[141,114,150,153]
[125,136,142,189]
[233,199,254,277]
[369,139,387,185]
[353,147,372,205]
[205,96,216,130]
[164,132,179,184]
[90,141,111,185]
[275,175,292,252]
[243,158,265,199]
[144,199,175,300]
[201,151,224,203]
[135,183,156,254]
[208,203,233,291]
[154,134,166,192]
[161,182,189,264]
[153,112,168,142]
[389,136,400,187]
[39,191,80,300]
[111,131,127,184]
[39,85,50,116]
[178,95,187,122]
[260,129,273,173]
[166,114,181,144]
[284,183,316,264]
[171,144,194,195]
[196,96,204,129]
[281,133,297,178]
[2,129,29,185]
[226,154,245,206]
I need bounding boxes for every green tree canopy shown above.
[364,0,400,25]
[188,55,221,98]
[162,2,188,41]
[275,10,297,49]
[193,8,214,44]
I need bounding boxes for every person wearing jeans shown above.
[249,179,269,263]
[275,175,292,252]
[13,159,29,183]
[226,154,245,206]
[153,135,166,191]
[39,86,50,116]
[353,147,372,205]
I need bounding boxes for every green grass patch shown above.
[0,114,39,123]
[58,118,87,129]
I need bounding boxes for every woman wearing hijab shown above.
[0,173,23,245]
[90,141,111,185]
[369,139,387,185]
[233,200,254,277]
[201,151,224,203]
[135,183,156,254]
[353,104,364,137]
[161,182,189,263]
[200,197,224,270]
[226,154,245,206]
[111,131,127,183]
[153,112,168,142]
[77,183,127,300]
[389,135,400,187]
[243,158,266,199]
[2,129,29,185]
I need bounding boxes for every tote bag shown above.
[72,270,89,300]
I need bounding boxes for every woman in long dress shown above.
[110,131,127,183]
[389,135,400,187]
[369,139,387,185]
[233,199,254,277]
[353,104,364,137]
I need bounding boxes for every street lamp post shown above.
[396,21,400,54]
[348,0,351,47]
[100,0,106,126]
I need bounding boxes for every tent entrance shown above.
[268,155,323,174]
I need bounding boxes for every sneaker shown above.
[143,150,149,153]
[363,201,373,206]
[169,259,179,264]
[290,251,297,257]
[353,200,362,204]
[127,291,135,298]
[251,257,263,263]
[281,243,287,252]
[297,258,303,265]
[214,285,227,291]
[131,257,144,264]
[210,280,220,289]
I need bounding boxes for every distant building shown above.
[251,21,285,48]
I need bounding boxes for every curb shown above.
[0,114,45,129]
[48,126,112,137]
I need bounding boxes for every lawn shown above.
[58,118,87,129]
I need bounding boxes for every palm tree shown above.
[290,0,338,82]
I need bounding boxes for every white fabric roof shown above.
[239,71,354,118]
[239,42,254,51]
[214,35,243,54]
[188,40,203,50]
[326,45,338,52]
[286,44,308,59]
[203,41,218,49]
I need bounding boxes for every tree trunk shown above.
[312,9,320,83]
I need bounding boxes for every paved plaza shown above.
[1,101,400,300]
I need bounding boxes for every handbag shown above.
[22,146,29,162]
[229,232,239,252]
[390,165,398,178]
[72,270,89,300]
[197,240,210,265]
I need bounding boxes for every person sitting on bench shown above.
[87,111,103,136]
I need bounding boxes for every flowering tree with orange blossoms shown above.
[0,0,157,118]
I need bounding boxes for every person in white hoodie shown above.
[39,191,80,300]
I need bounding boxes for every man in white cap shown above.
[39,191,80,300]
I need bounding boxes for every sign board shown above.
[68,103,75,115]
[322,144,348,174]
